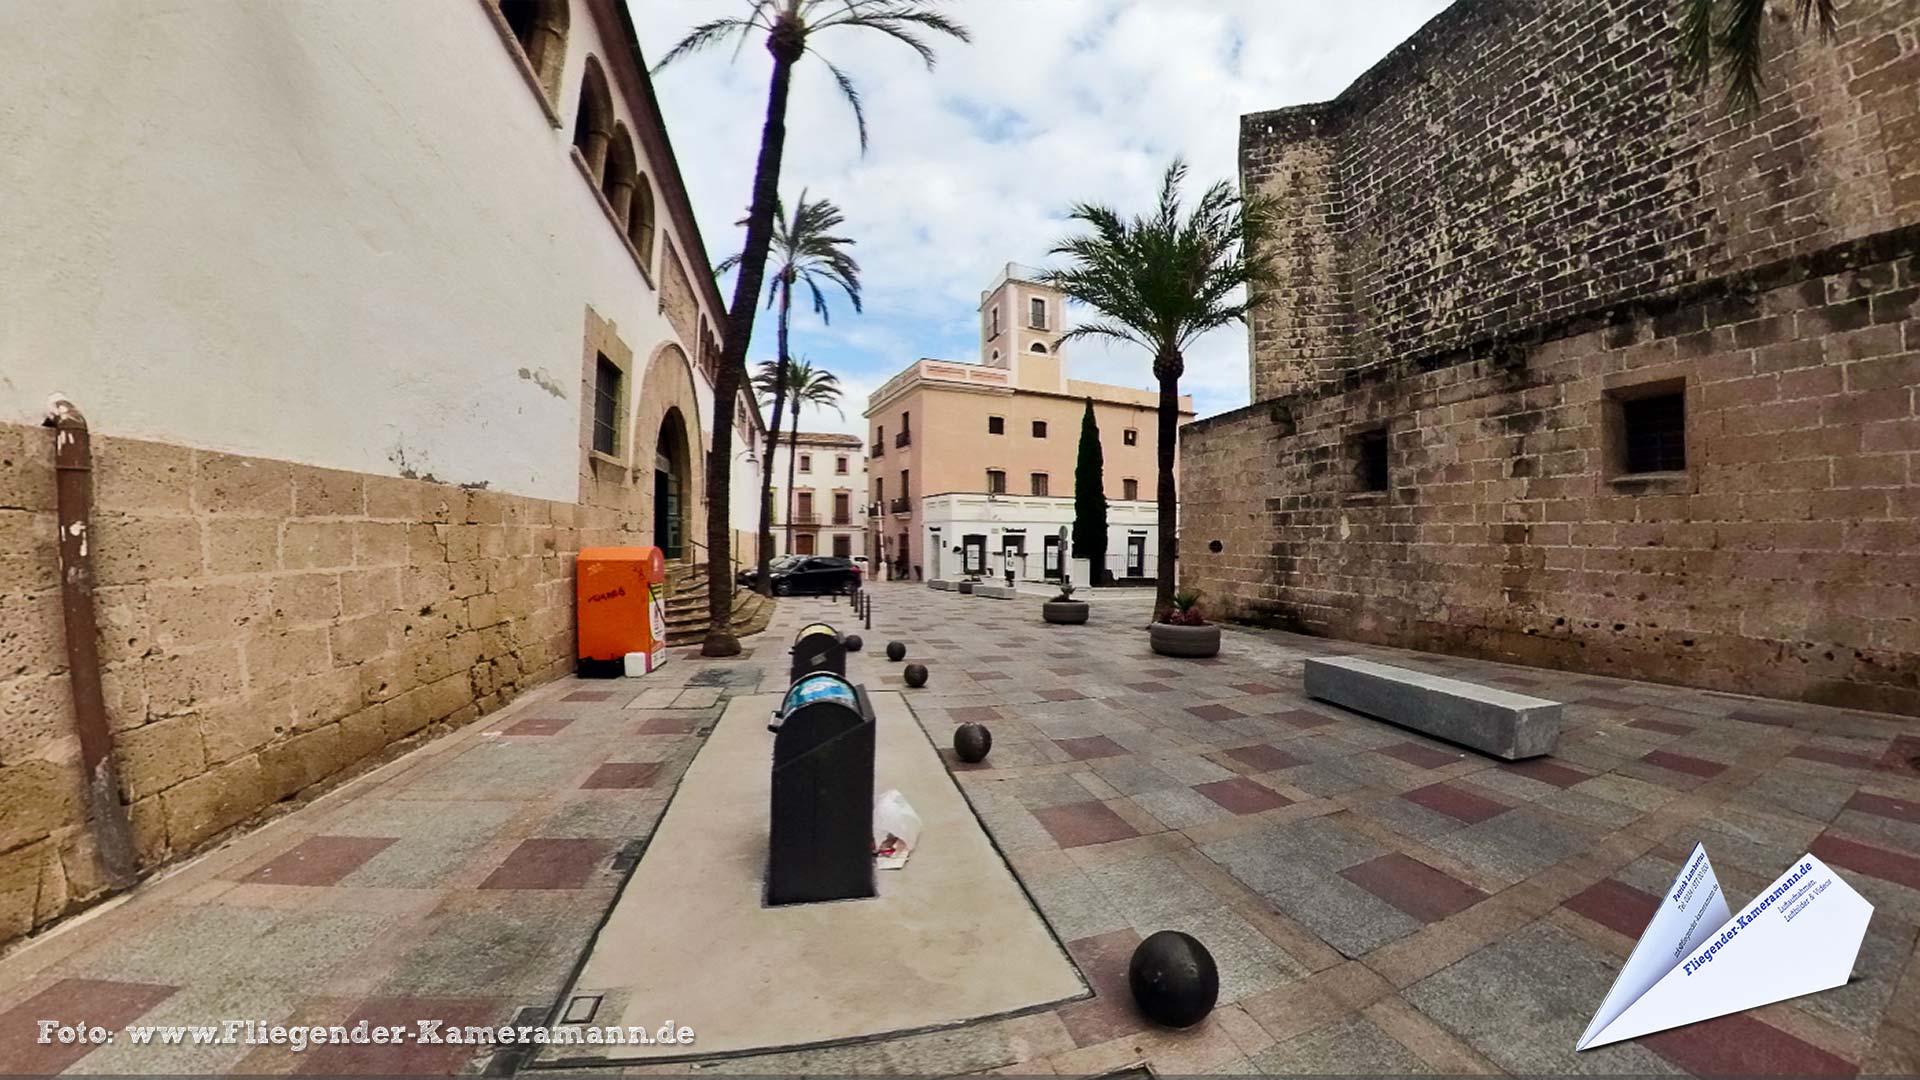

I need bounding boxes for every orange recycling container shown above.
[576,546,668,675]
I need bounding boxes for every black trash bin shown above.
[767,672,875,906]
[789,622,848,682]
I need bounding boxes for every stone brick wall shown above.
[1184,237,1919,715]
[0,424,652,943]
[1242,0,1920,400]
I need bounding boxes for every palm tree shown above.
[1042,159,1277,617]
[1680,0,1836,112]
[754,358,843,552]
[656,2,968,655]
[718,193,861,596]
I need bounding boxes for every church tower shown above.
[978,263,1067,392]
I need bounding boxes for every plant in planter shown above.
[1042,581,1089,625]
[1149,589,1220,658]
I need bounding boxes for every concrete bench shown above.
[1303,656,1560,760]
[972,584,1016,599]
[928,580,957,591]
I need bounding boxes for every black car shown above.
[738,555,863,596]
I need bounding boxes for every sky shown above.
[630,1,1456,438]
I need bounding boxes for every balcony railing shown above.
[894,430,912,449]
[832,514,852,526]
[871,442,884,458]
[868,503,882,517]
[890,496,911,515]
[787,512,820,527]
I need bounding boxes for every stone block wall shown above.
[1243,0,1920,400]
[0,423,650,943]
[1183,237,1920,715]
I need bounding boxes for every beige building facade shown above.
[865,265,1194,581]
[768,432,868,560]
[0,0,761,945]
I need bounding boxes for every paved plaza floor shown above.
[1,580,1917,1076]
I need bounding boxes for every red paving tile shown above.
[1401,782,1510,824]
[1271,708,1335,729]
[563,690,615,702]
[1381,742,1461,769]
[1125,681,1175,694]
[1055,736,1127,761]
[1195,777,1292,814]
[1628,718,1694,736]
[1728,708,1799,728]
[1580,696,1641,710]
[1792,745,1881,769]
[973,670,1010,680]
[478,838,612,889]
[0,978,176,1075]
[1641,749,1728,778]
[581,762,662,789]
[1812,832,1920,892]
[1845,791,1920,825]
[1230,682,1284,695]
[635,715,698,735]
[292,997,505,1075]
[1564,878,1661,939]
[948,706,1001,724]
[1038,687,1086,701]
[1642,1013,1856,1076]
[1059,929,1145,1047]
[1142,668,1185,679]
[1498,757,1592,788]
[1049,664,1090,676]
[1033,802,1140,848]
[502,716,571,736]
[1186,703,1245,721]
[1341,853,1487,923]
[1226,743,1305,773]
[1880,735,1920,775]
[242,836,396,887]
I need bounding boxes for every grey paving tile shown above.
[1258,865,1422,957]
[1201,816,1387,885]
[1426,807,1593,885]
[1130,785,1236,830]
[1250,1015,1433,1074]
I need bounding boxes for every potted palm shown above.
[1043,582,1089,625]
[1150,590,1219,658]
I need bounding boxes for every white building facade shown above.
[920,493,1165,587]
[767,431,868,561]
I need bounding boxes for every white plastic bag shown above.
[872,789,922,870]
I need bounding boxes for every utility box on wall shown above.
[576,546,668,677]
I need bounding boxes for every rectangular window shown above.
[986,469,1006,494]
[832,534,852,558]
[1354,428,1389,493]
[798,453,812,474]
[988,415,1005,435]
[592,355,621,456]
[1123,428,1138,446]
[835,455,848,474]
[833,492,850,523]
[1030,473,1049,496]
[1123,478,1138,500]
[875,479,884,503]
[1031,420,1048,438]
[990,306,1001,336]
[1029,298,1047,329]
[899,469,908,494]
[1621,392,1687,473]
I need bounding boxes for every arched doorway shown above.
[654,407,692,558]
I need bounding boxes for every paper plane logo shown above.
[1577,843,1873,1050]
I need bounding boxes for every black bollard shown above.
[954,723,992,763]
[904,662,929,688]
[886,641,907,662]
[1128,931,1218,1028]
[790,622,847,682]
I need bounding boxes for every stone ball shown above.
[903,662,929,688]
[1128,930,1218,1028]
[886,641,907,662]
[844,634,864,652]
[954,723,992,763]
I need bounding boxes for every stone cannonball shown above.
[954,722,992,763]
[903,662,929,688]
[1128,930,1218,1028]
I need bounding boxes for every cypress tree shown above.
[1072,398,1108,586]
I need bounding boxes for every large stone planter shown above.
[1043,600,1089,624]
[957,581,976,595]
[1149,622,1220,658]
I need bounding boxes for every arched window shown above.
[573,56,613,183]
[1029,342,1048,354]
[498,0,568,104]
[630,174,657,267]
[602,124,636,225]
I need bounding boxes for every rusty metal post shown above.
[45,396,137,887]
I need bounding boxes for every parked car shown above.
[738,555,863,596]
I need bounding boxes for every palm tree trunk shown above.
[755,284,793,595]
[701,37,800,657]
[785,403,801,552]
[1154,354,1182,617]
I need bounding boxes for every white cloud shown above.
[632,0,1453,421]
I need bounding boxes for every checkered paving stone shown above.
[8,581,1919,1077]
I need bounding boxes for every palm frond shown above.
[651,18,755,73]
[1719,0,1769,112]
[819,56,870,152]
[1677,0,1715,88]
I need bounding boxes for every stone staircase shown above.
[662,560,775,647]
